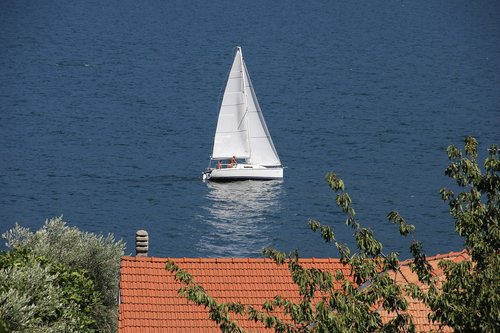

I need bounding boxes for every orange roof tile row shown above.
[119,256,347,332]
[119,251,468,332]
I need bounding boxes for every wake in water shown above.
[197,180,283,257]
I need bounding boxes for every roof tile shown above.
[119,251,468,332]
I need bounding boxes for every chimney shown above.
[135,230,149,257]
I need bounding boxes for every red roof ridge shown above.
[121,256,344,264]
[399,249,468,266]
[122,252,467,265]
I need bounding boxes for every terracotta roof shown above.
[119,251,469,332]
[382,250,470,333]
[119,257,348,332]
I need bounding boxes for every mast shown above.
[239,47,252,161]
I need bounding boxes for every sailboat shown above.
[202,47,283,181]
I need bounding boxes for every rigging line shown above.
[237,107,249,130]
[236,65,248,130]
[237,56,254,131]
[240,55,252,159]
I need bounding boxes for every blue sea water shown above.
[1,0,499,258]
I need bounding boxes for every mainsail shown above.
[211,47,281,167]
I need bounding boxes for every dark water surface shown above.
[1,1,499,258]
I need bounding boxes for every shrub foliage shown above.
[1,217,125,333]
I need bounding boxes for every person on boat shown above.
[228,156,237,168]
[216,160,222,169]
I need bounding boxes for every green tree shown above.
[0,248,101,332]
[419,136,499,332]
[2,216,125,333]
[167,136,499,332]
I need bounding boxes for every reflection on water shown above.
[197,180,283,257]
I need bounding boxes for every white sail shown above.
[242,58,281,166]
[212,47,281,166]
[203,47,283,181]
[212,49,249,159]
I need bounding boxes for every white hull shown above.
[204,164,283,181]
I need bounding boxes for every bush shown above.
[2,216,125,332]
[0,248,100,332]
